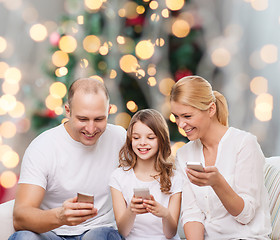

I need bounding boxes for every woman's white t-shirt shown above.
[109,167,183,240]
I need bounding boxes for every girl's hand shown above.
[143,195,169,218]
[186,166,222,187]
[129,195,148,214]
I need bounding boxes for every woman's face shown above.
[171,101,211,141]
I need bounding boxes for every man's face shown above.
[65,90,109,146]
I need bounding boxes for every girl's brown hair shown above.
[119,109,174,194]
[170,75,229,126]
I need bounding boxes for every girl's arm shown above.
[144,192,182,239]
[110,187,148,237]
[183,221,204,240]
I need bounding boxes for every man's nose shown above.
[85,122,96,133]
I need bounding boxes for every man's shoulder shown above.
[105,124,126,136]
[29,124,63,147]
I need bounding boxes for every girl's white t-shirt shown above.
[109,167,183,240]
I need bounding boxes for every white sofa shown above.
[1,157,280,240]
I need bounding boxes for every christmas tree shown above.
[32,0,204,146]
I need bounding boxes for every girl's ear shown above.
[65,103,70,118]
[208,102,216,117]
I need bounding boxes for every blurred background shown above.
[0,0,279,203]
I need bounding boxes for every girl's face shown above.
[131,121,159,162]
[171,101,212,141]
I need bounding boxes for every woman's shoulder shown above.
[176,139,201,155]
[227,127,257,143]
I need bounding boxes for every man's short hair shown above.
[67,78,109,107]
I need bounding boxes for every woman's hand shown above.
[143,195,169,218]
[186,166,222,187]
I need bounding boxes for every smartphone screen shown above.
[77,193,94,204]
[186,162,204,172]
[133,188,151,200]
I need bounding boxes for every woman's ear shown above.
[208,102,216,117]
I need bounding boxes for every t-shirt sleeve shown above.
[171,171,183,195]
[18,144,49,189]
[109,168,123,191]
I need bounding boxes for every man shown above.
[9,78,126,240]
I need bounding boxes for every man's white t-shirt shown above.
[19,123,126,235]
[109,167,183,240]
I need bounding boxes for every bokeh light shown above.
[159,78,175,96]
[45,95,63,111]
[0,62,9,78]
[126,101,138,112]
[172,19,190,38]
[119,54,139,73]
[109,104,118,114]
[29,24,48,42]
[0,121,17,139]
[2,150,20,169]
[0,36,7,53]
[4,67,22,84]
[135,40,155,60]
[8,101,25,118]
[0,171,17,188]
[115,112,131,129]
[211,48,231,67]
[254,93,273,122]
[251,0,268,11]
[52,51,69,67]
[84,0,103,11]
[250,76,268,95]
[171,141,185,156]
[50,82,67,98]
[2,81,19,95]
[260,44,278,64]
[59,35,77,53]
[165,0,184,11]
[83,35,101,53]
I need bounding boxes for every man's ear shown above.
[65,103,70,118]
[108,104,112,116]
[208,102,216,117]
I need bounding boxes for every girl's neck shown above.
[134,157,159,182]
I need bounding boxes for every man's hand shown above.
[56,197,98,226]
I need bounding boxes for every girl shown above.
[109,109,182,240]
[170,76,271,239]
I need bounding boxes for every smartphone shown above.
[77,193,94,204]
[133,188,151,200]
[186,162,204,172]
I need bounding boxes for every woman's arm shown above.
[187,167,244,217]
[184,221,204,240]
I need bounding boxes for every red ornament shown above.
[175,69,193,82]
[49,32,60,46]
[126,15,145,26]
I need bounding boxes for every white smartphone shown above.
[133,188,151,200]
[77,193,94,204]
[186,162,204,172]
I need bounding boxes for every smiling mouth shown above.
[138,148,151,153]
[83,132,98,138]
[185,128,194,133]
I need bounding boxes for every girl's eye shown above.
[148,137,156,140]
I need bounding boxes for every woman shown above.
[170,76,271,239]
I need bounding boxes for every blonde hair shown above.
[170,76,229,126]
[119,109,174,194]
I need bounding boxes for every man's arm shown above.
[13,183,98,233]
